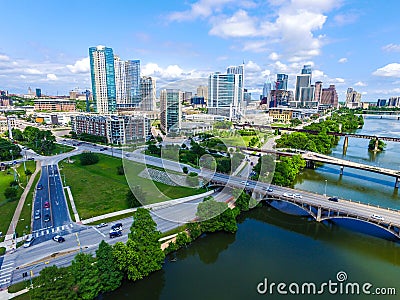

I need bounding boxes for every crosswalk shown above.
[32,223,74,238]
[0,261,14,287]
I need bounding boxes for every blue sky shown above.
[1,0,400,101]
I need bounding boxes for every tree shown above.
[196,200,238,233]
[126,186,144,208]
[182,166,189,174]
[79,152,99,165]
[116,165,124,175]
[31,265,76,300]
[70,252,100,300]
[24,169,33,176]
[96,240,124,293]
[4,187,17,201]
[233,189,250,211]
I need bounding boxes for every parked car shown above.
[371,214,384,221]
[96,222,108,228]
[23,235,35,248]
[44,214,51,222]
[34,210,41,220]
[109,230,122,238]
[111,223,123,231]
[37,184,43,190]
[328,197,339,202]
[53,235,65,243]
[44,201,50,208]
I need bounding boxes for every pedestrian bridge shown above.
[206,173,400,240]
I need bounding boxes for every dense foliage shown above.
[368,139,386,151]
[196,198,238,233]
[70,132,107,144]
[126,186,144,208]
[12,126,56,155]
[0,138,20,161]
[79,152,99,166]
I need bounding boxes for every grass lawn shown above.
[49,143,75,156]
[61,154,206,220]
[0,161,36,240]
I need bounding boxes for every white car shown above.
[240,181,250,186]
[283,193,294,198]
[293,193,302,199]
[371,214,384,221]
[23,235,34,248]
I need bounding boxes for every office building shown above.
[388,97,400,107]
[140,76,156,111]
[346,88,362,108]
[320,85,338,108]
[314,81,322,104]
[114,57,141,108]
[377,99,387,107]
[197,85,208,102]
[160,89,183,132]
[208,72,243,120]
[34,99,76,112]
[35,88,41,98]
[89,45,116,114]
[276,74,288,91]
[263,76,272,99]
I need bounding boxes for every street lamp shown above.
[324,179,327,196]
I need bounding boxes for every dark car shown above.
[34,210,41,220]
[53,235,65,243]
[44,201,50,208]
[44,214,51,222]
[109,230,122,238]
[37,184,43,190]
[328,197,339,202]
[111,223,123,231]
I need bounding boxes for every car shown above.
[328,197,339,202]
[283,193,294,198]
[44,201,50,208]
[53,235,65,243]
[27,157,34,161]
[23,235,35,248]
[100,148,105,151]
[293,193,302,199]
[371,214,384,221]
[96,222,108,228]
[44,214,51,222]
[34,210,41,220]
[109,230,122,238]
[111,223,123,231]
[240,181,250,186]
[36,184,43,190]
[266,188,273,192]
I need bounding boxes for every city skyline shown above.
[1,0,400,101]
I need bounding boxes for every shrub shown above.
[79,152,99,166]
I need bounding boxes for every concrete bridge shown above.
[205,172,400,240]
[241,147,400,188]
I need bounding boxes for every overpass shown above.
[241,147,400,188]
[204,172,400,240]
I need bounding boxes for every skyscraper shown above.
[301,64,312,75]
[140,76,156,111]
[346,88,362,108]
[262,76,272,99]
[114,56,128,106]
[314,81,323,104]
[89,45,116,114]
[197,85,208,102]
[294,65,313,107]
[321,85,338,108]
[276,74,288,90]
[208,72,243,120]
[160,89,182,133]
[114,57,141,108]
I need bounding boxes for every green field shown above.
[61,154,205,220]
[49,143,75,156]
[0,161,36,240]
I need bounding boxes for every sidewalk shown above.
[0,288,29,300]
[64,186,80,222]
[3,161,41,252]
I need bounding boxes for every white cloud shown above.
[355,81,367,87]
[67,57,90,74]
[382,44,400,52]
[245,60,261,72]
[373,63,400,77]
[168,0,234,22]
[269,52,280,61]
[242,40,268,53]
[25,68,42,75]
[209,10,259,38]
[338,57,347,63]
[19,75,26,79]
[334,77,345,83]
[47,74,58,81]
[0,54,10,61]
[333,12,359,26]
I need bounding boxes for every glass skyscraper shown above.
[276,74,288,90]
[126,60,141,107]
[89,45,116,114]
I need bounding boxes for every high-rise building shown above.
[114,56,128,105]
[184,92,193,103]
[320,85,338,107]
[140,76,156,111]
[388,96,400,107]
[208,72,243,120]
[263,76,272,99]
[276,74,288,91]
[114,57,141,108]
[35,88,41,98]
[160,89,182,132]
[314,81,322,104]
[197,85,208,102]
[301,64,312,75]
[294,65,314,107]
[377,99,387,107]
[346,88,362,108]
[89,45,116,114]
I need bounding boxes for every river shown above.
[102,116,400,300]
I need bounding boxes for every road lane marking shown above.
[41,231,44,236]
[1,262,14,268]
[61,225,65,230]
[92,227,106,237]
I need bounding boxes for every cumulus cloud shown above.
[168,0,234,22]
[382,44,400,52]
[355,81,367,87]
[209,10,259,38]
[338,57,347,63]
[47,74,58,81]
[0,54,10,61]
[242,40,268,53]
[67,57,90,74]
[373,63,400,77]
[269,52,280,61]
[334,77,345,83]
[25,68,42,75]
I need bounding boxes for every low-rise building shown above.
[34,99,76,112]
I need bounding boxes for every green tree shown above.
[96,240,124,293]
[116,165,124,175]
[126,186,144,208]
[24,169,33,176]
[233,189,250,211]
[4,187,18,201]
[196,199,238,233]
[79,152,99,165]
[70,252,100,300]
[182,166,189,174]
[11,128,24,141]
[187,222,202,239]
[31,265,76,300]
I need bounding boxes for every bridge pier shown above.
[340,166,344,175]
[305,160,315,169]
[374,138,379,152]
[316,207,322,222]
[395,177,399,189]
[343,135,349,154]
